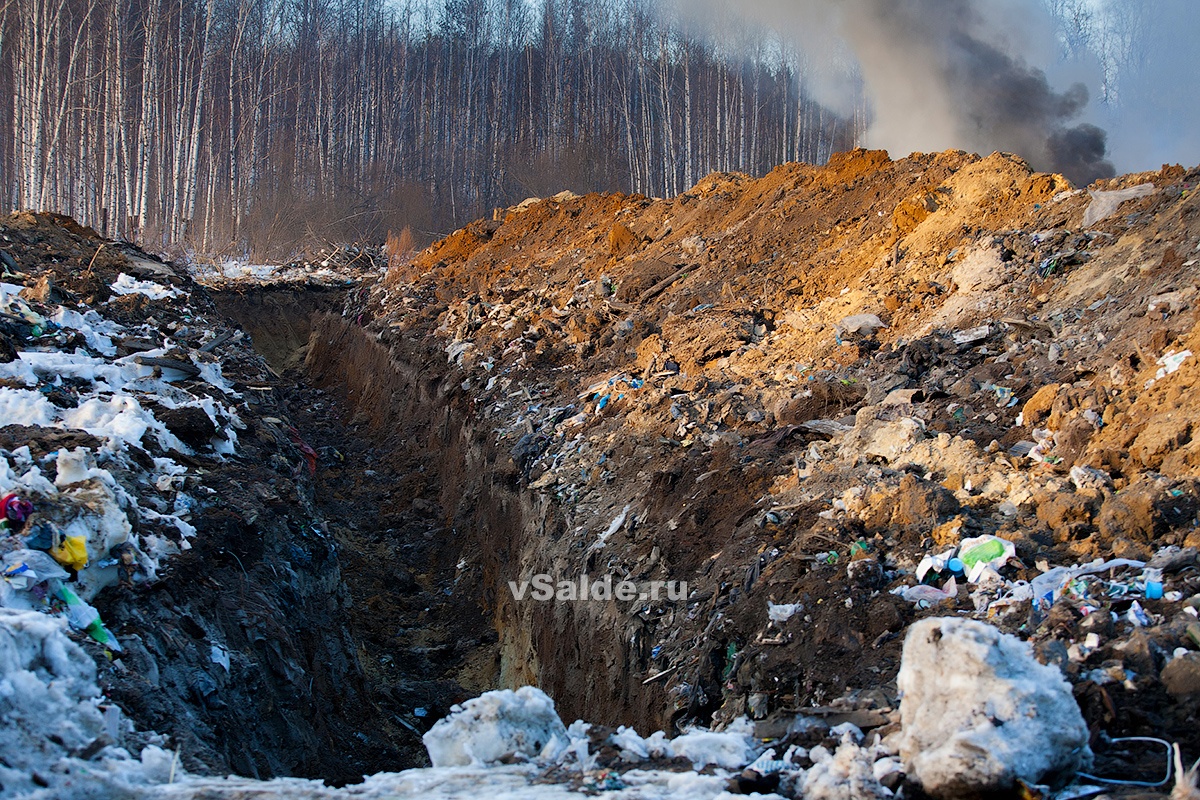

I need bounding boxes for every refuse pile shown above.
[5,142,1200,798]
[189,243,383,289]
[324,148,1200,790]
[0,212,412,784]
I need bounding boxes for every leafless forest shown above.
[0,0,868,258]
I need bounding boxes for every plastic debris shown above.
[835,314,887,339]
[953,324,990,345]
[991,385,1018,408]
[49,532,90,572]
[745,747,790,775]
[0,493,33,530]
[894,577,957,604]
[57,583,121,651]
[1126,601,1151,628]
[1077,736,1174,788]
[768,601,801,624]
[1082,183,1156,227]
[916,548,956,582]
[958,535,1016,581]
[1156,349,1192,380]
[581,769,626,791]
[211,644,231,671]
[2,548,68,588]
[1143,568,1164,600]
[1030,558,1146,609]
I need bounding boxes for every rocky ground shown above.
[1,146,1200,798]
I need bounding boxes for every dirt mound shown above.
[334,148,1200,773]
[0,213,430,782]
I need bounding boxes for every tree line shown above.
[0,0,863,259]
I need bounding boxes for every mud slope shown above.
[321,149,1200,752]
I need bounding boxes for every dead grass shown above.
[383,226,416,286]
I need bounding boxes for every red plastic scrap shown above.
[287,427,318,476]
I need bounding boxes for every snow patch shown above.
[670,717,756,770]
[897,617,1091,798]
[423,686,569,767]
[802,734,893,800]
[109,273,184,300]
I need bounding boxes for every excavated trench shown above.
[209,286,663,778]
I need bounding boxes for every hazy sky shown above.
[665,0,1198,178]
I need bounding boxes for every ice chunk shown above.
[802,734,892,800]
[670,717,756,770]
[897,617,1091,798]
[0,609,107,795]
[423,686,569,767]
[0,387,54,425]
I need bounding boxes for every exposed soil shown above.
[0,213,451,783]
[319,149,1200,783]
[5,145,1200,797]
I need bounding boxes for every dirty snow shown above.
[109,273,185,300]
[423,686,568,767]
[0,624,785,799]
[897,617,1091,797]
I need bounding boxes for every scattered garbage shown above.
[1077,736,1174,788]
[581,769,626,791]
[5,139,1200,800]
[835,314,887,340]
[957,535,1016,581]
[894,577,958,604]
[1030,558,1146,610]
[1156,349,1192,380]
[0,492,33,530]
[50,530,90,571]
[952,324,990,345]
[768,601,801,624]
[58,583,121,651]
[1143,567,1164,600]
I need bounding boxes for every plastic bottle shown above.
[1144,568,1164,601]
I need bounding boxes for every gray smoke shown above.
[672,0,1117,185]
[841,0,1114,184]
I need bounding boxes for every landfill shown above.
[2,149,1200,798]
